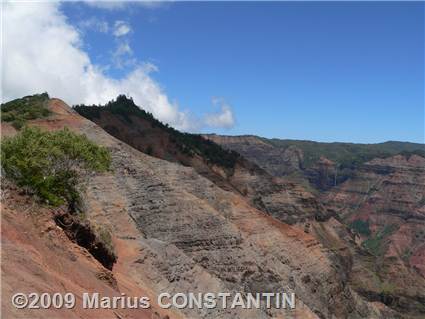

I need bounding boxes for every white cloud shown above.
[79,17,109,33]
[115,42,132,55]
[83,1,166,10]
[204,98,235,129]
[113,20,131,37]
[2,1,195,130]
[112,41,137,68]
[2,2,234,131]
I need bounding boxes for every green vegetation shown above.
[350,219,371,236]
[1,93,51,129]
[262,137,425,170]
[362,224,398,256]
[1,127,111,206]
[74,95,240,168]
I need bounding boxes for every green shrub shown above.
[1,127,111,206]
[1,93,51,129]
[350,219,371,236]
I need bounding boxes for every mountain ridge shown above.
[1,94,424,318]
[74,95,331,225]
[205,133,424,148]
[204,133,424,191]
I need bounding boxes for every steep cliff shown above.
[74,97,327,225]
[205,134,425,192]
[204,134,425,317]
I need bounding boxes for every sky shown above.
[2,1,424,143]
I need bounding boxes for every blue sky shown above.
[48,2,425,142]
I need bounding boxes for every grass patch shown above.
[1,93,51,129]
[362,224,398,256]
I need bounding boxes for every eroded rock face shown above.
[0,182,165,319]
[204,134,425,318]
[304,157,338,191]
[204,135,338,191]
[69,99,408,318]
[79,124,347,318]
[75,107,327,226]
[54,210,117,270]
[322,155,425,315]
[203,135,295,178]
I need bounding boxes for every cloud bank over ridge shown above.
[2,2,234,131]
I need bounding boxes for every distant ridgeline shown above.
[262,137,425,170]
[204,133,425,191]
[74,95,240,169]
[1,93,50,129]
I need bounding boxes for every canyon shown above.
[1,95,424,318]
